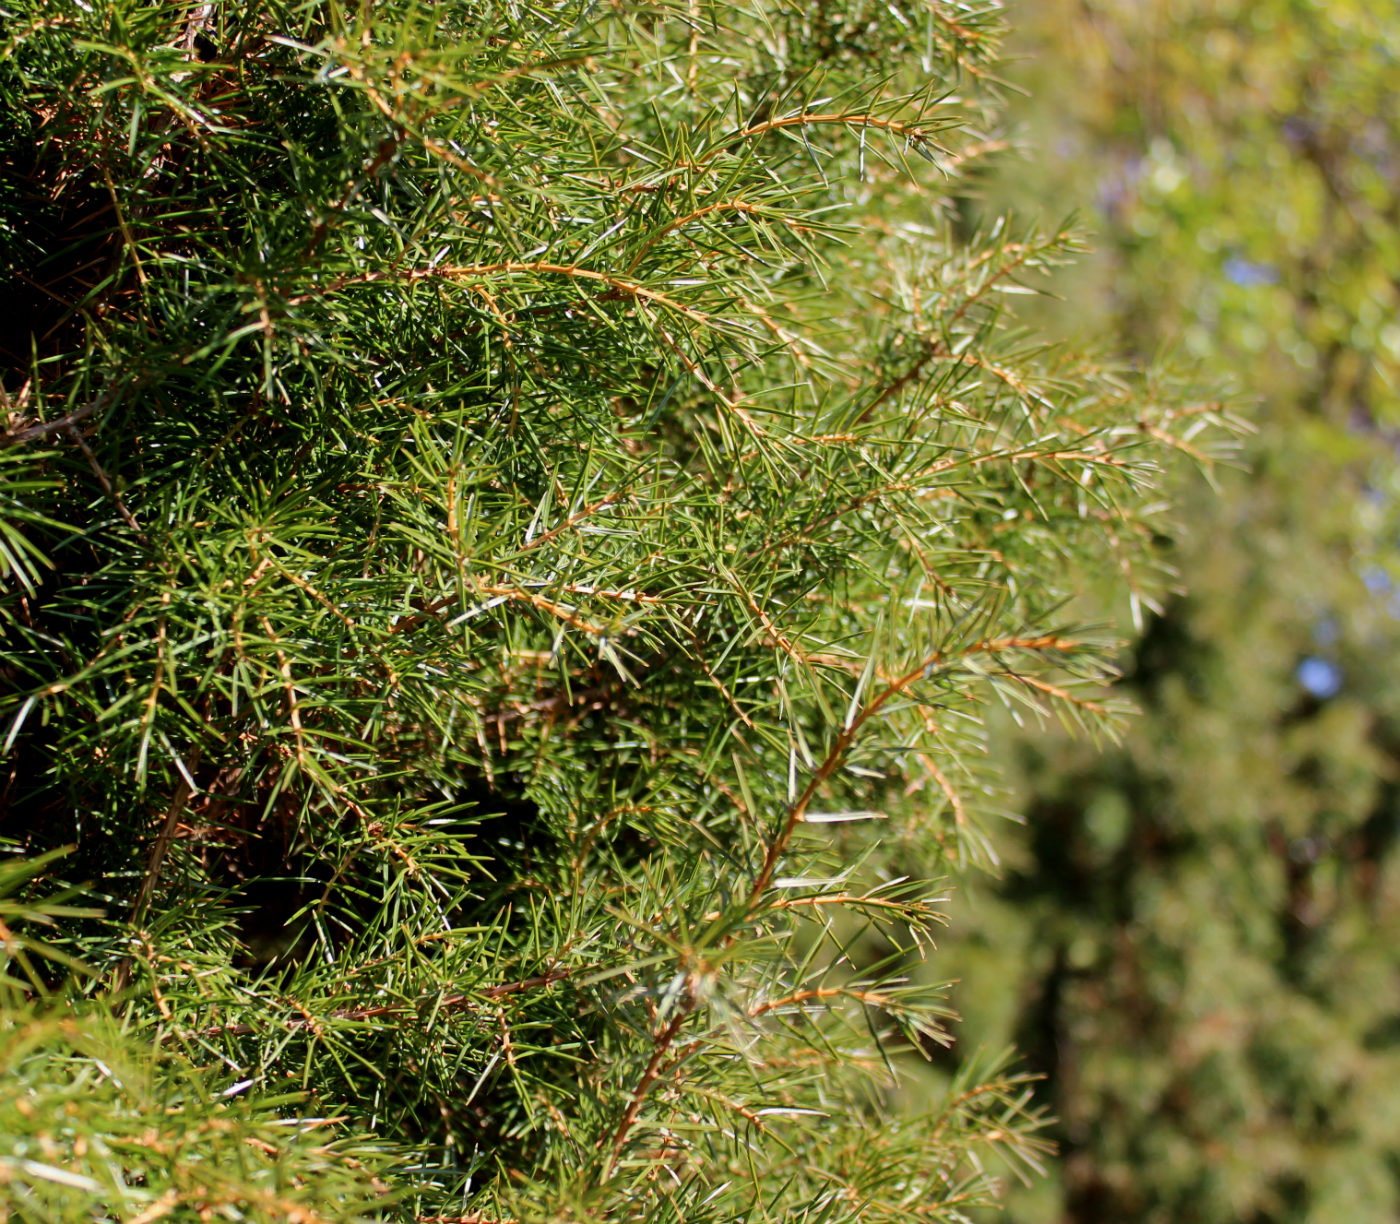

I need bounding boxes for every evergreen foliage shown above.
[936,1,1400,1220]
[0,0,1225,1218]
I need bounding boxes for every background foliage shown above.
[0,1,1228,1220]
[934,1,1400,1220]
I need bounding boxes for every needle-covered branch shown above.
[0,0,1232,1220]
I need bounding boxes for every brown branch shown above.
[748,985,889,1018]
[765,890,936,916]
[746,634,1079,906]
[647,312,767,437]
[762,438,1122,560]
[260,616,307,764]
[389,582,622,637]
[417,1216,518,1224]
[190,969,576,1039]
[129,756,200,929]
[1003,671,1112,718]
[385,495,632,636]
[101,164,149,290]
[287,261,715,326]
[0,396,103,447]
[626,199,777,273]
[702,112,948,164]
[111,752,202,993]
[67,422,146,542]
[1139,418,1212,464]
[601,1008,690,1176]
[689,631,756,730]
[854,236,1070,424]
[519,491,627,553]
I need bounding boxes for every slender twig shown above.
[111,756,201,993]
[67,423,146,543]
[700,111,950,164]
[129,759,199,931]
[189,969,577,1038]
[416,1215,518,1224]
[286,261,717,327]
[1,396,104,447]
[746,634,1079,907]
[601,1008,691,1175]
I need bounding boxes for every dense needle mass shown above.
[0,2,1229,1220]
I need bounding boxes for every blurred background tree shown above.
[935,1,1400,1221]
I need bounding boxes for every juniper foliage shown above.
[0,0,1229,1219]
